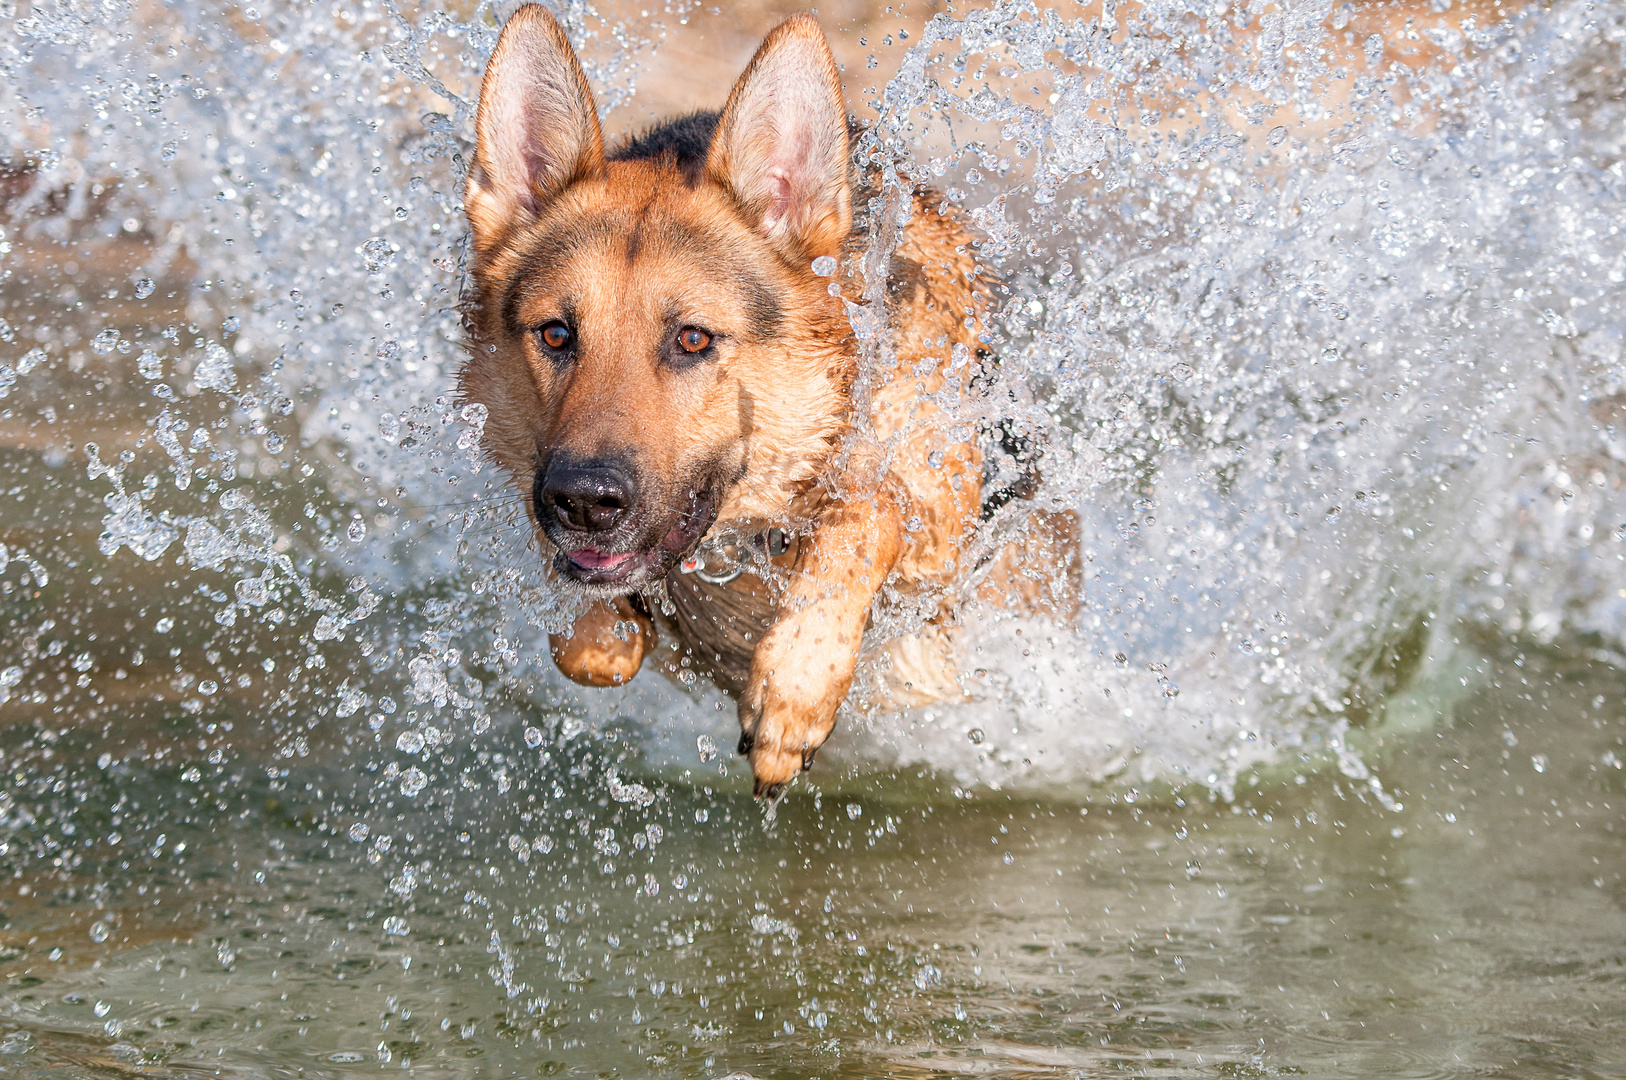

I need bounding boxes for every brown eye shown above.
[538,321,571,350]
[677,327,711,353]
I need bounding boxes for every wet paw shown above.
[738,690,836,798]
[735,598,861,798]
[549,596,652,687]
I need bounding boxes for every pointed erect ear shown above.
[706,14,851,264]
[465,5,604,257]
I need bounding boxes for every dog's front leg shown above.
[738,492,902,796]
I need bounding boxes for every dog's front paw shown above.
[548,596,652,686]
[738,693,833,799]
[737,623,852,798]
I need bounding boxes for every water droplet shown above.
[137,350,163,379]
[1530,754,1548,773]
[396,730,424,754]
[399,767,428,797]
[696,733,717,761]
[346,519,365,542]
[155,617,174,633]
[235,577,268,606]
[967,727,984,745]
[133,277,155,299]
[361,237,395,274]
[91,328,120,355]
[811,255,838,277]
[846,803,862,819]
[1267,125,1288,146]
[348,822,370,842]
[193,342,236,392]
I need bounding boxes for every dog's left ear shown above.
[707,14,851,264]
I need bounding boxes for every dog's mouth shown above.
[550,485,720,590]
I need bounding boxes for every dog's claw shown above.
[801,744,817,772]
[755,780,785,801]
[737,731,755,756]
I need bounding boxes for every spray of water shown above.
[1,0,1624,1045]
[4,0,1625,785]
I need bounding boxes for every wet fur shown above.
[460,8,1045,795]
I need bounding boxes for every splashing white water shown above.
[1,0,1623,799]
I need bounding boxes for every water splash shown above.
[0,0,1622,916]
[832,0,1626,792]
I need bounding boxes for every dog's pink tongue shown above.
[568,547,633,570]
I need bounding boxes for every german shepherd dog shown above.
[459,5,1067,796]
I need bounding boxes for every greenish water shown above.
[0,648,1621,1078]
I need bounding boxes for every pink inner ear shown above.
[516,136,553,216]
[758,117,823,235]
[486,91,555,217]
[762,168,797,232]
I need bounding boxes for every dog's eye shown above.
[676,327,711,353]
[537,322,572,350]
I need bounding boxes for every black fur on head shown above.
[609,111,721,182]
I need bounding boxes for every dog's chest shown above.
[663,572,772,695]
[656,528,797,694]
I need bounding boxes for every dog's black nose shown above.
[538,461,635,533]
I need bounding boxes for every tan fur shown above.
[548,596,653,687]
[461,7,1023,796]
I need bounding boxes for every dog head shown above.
[459,6,854,596]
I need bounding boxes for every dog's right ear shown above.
[465,5,604,258]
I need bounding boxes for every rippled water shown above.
[1,0,1624,1074]
[0,649,1620,1077]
